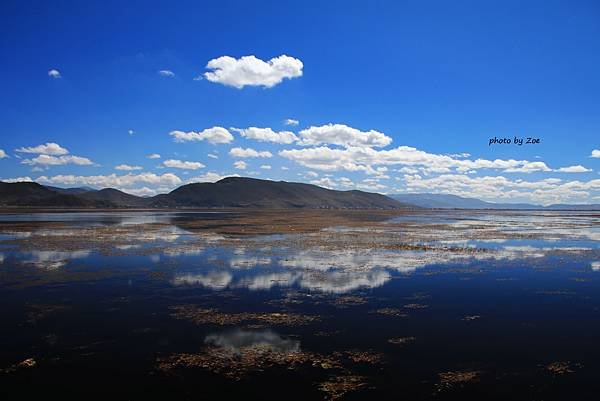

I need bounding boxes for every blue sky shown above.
[1,0,599,204]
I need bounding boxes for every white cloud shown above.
[170,127,233,144]
[260,164,271,170]
[124,187,163,197]
[147,153,161,159]
[1,176,33,183]
[163,159,205,170]
[232,127,298,144]
[16,142,69,155]
[208,153,218,159]
[0,149,7,158]
[591,149,600,158]
[401,173,600,205]
[309,177,336,189]
[229,147,272,158]
[503,161,551,173]
[284,118,299,126]
[128,129,134,135]
[204,55,303,89]
[234,161,247,170]
[22,154,93,166]
[556,165,592,173]
[158,70,175,77]
[187,172,240,183]
[48,69,61,78]
[298,124,393,148]
[37,172,182,190]
[115,164,143,171]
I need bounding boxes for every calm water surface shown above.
[0,211,599,400]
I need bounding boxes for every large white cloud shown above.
[298,124,393,148]
[400,173,600,205]
[163,159,205,170]
[16,142,94,166]
[591,149,600,158]
[280,145,552,174]
[170,127,233,144]
[16,142,69,155]
[204,55,303,89]
[232,127,298,144]
[229,147,272,158]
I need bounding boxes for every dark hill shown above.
[150,177,404,209]
[0,182,112,207]
[0,178,407,209]
[79,188,150,207]
[45,185,94,195]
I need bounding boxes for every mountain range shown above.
[389,193,600,210]
[1,178,598,210]
[0,177,405,209]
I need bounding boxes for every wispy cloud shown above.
[555,165,592,173]
[229,147,272,158]
[115,164,143,171]
[284,118,299,126]
[170,127,233,144]
[234,160,247,170]
[48,69,61,78]
[163,159,205,170]
[158,70,175,77]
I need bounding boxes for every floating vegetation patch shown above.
[374,307,408,317]
[436,370,481,391]
[341,350,384,365]
[332,295,369,308]
[546,361,583,376]
[1,358,37,374]
[318,375,368,400]
[169,304,320,326]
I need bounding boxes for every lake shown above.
[0,210,599,400]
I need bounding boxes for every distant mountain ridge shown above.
[3,180,598,210]
[0,177,406,209]
[390,193,600,210]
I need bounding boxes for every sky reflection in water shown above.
[1,211,600,400]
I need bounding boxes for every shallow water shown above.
[0,211,599,400]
